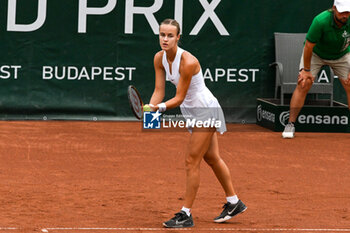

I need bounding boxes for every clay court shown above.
[0,121,349,233]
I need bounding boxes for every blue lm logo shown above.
[143,111,161,129]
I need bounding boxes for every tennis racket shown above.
[127,85,144,120]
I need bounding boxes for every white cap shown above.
[334,0,350,13]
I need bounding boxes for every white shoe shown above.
[282,122,295,138]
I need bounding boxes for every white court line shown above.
[41,228,350,232]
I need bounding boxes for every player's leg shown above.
[163,128,215,228]
[184,128,215,208]
[283,52,323,138]
[203,133,247,223]
[203,133,234,196]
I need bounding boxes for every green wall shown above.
[0,0,345,121]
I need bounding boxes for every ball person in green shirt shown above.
[283,0,350,138]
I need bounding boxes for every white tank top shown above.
[162,47,227,134]
[162,47,213,106]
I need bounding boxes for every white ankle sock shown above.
[226,195,239,204]
[181,206,191,216]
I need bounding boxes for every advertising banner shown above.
[0,0,345,122]
[257,98,350,132]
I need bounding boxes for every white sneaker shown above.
[282,122,295,138]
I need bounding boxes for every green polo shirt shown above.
[306,10,350,60]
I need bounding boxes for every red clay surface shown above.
[0,121,349,233]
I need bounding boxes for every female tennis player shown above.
[147,19,247,228]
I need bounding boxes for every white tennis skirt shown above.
[180,88,227,134]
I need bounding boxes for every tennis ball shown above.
[143,104,152,112]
